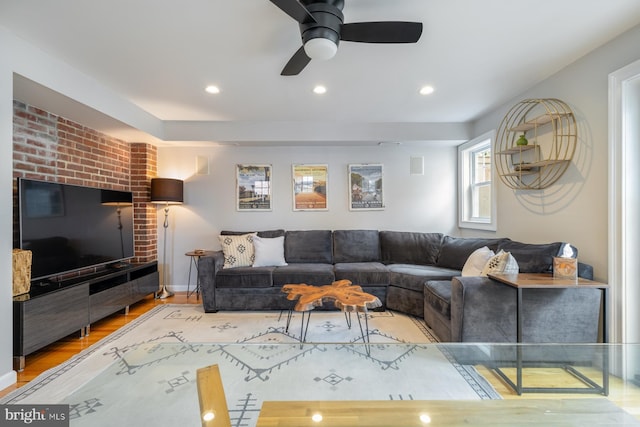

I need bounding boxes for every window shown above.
[458,131,496,230]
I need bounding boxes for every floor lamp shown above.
[150,178,184,299]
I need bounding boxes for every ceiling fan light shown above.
[420,85,435,95]
[304,38,338,61]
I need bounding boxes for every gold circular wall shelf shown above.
[495,98,577,190]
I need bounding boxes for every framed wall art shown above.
[348,163,384,210]
[292,164,328,211]
[236,164,272,211]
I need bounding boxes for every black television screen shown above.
[18,178,135,281]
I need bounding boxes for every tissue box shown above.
[12,249,32,296]
[553,257,577,280]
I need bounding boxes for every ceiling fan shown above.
[269,0,423,75]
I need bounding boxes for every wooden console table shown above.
[487,272,610,395]
[13,262,158,371]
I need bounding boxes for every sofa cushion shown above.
[424,280,453,319]
[221,229,285,238]
[218,233,256,268]
[272,263,335,286]
[216,266,274,288]
[380,231,443,265]
[387,264,460,292]
[497,240,565,273]
[333,230,380,263]
[436,236,506,270]
[334,262,389,285]
[284,230,333,264]
[253,236,288,267]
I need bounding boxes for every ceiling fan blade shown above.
[340,22,423,43]
[269,0,316,24]
[281,46,312,76]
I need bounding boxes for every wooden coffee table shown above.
[282,279,382,344]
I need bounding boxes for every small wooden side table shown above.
[185,251,205,299]
[488,272,610,395]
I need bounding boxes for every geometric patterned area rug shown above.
[1,305,500,427]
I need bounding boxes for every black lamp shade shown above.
[150,178,184,204]
[100,189,133,206]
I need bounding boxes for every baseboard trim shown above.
[0,369,17,391]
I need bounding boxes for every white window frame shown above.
[458,130,497,231]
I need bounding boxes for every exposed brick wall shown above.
[12,104,58,182]
[131,143,158,263]
[12,100,157,266]
[56,117,131,189]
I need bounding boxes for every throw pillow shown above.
[218,233,257,269]
[252,235,288,267]
[481,250,519,276]
[461,246,495,276]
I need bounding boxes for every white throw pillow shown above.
[252,235,288,267]
[218,233,257,268]
[461,246,495,276]
[481,250,519,276]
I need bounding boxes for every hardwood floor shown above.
[1,295,638,421]
[0,291,199,398]
[477,365,640,420]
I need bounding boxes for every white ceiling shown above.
[2,0,640,145]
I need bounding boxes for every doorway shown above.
[609,59,640,378]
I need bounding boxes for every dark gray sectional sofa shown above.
[198,229,601,343]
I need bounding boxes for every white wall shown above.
[0,28,18,390]
[471,24,640,283]
[156,144,457,291]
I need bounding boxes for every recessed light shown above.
[313,85,327,94]
[205,85,220,94]
[419,85,434,95]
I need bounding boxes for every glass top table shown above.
[11,342,640,426]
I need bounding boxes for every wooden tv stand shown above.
[12,261,158,371]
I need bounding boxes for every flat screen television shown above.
[18,178,135,282]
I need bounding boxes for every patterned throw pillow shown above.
[461,246,495,276]
[480,250,519,276]
[218,233,257,268]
